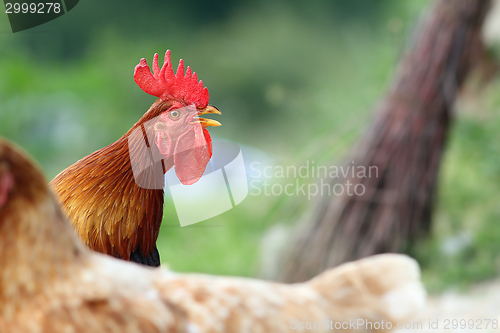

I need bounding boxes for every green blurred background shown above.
[2,0,500,292]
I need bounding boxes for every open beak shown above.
[192,105,222,128]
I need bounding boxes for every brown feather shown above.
[50,99,174,262]
[0,138,425,332]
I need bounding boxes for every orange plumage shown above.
[0,138,426,332]
[50,51,221,266]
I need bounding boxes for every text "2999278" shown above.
[5,3,61,14]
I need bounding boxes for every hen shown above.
[0,138,425,332]
[50,50,221,266]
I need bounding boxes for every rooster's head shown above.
[134,50,221,185]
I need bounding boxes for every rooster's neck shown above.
[50,112,171,262]
[49,100,177,264]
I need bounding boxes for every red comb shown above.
[134,50,210,108]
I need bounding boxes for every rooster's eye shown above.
[169,110,181,120]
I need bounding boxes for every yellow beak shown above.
[199,105,222,116]
[194,105,222,128]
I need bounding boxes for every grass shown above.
[415,76,500,291]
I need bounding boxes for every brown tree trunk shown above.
[279,0,491,283]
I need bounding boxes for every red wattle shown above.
[173,125,212,185]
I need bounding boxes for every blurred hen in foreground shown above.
[0,138,425,332]
[50,50,221,266]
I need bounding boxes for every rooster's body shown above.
[50,51,221,266]
[0,138,425,332]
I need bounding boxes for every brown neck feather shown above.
[50,100,175,261]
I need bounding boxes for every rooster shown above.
[0,137,425,332]
[50,50,221,266]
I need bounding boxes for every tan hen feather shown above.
[0,138,425,333]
